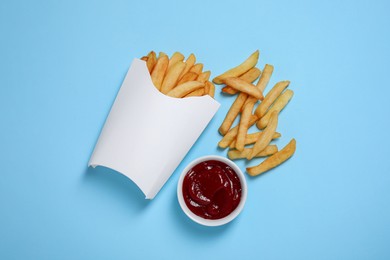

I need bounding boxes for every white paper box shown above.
[88,59,220,199]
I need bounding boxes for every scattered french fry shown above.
[177,71,198,85]
[150,55,169,90]
[229,131,281,149]
[221,87,238,95]
[255,80,290,118]
[247,138,296,176]
[236,100,256,151]
[222,67,261,95]
[146,51,157,73]
[219,92,248,135]
[257,89,294,129]
[167,52,185,70]
[218,115,258,148]
[213,50,260,84]
[256,64,274,92]
[167,81,204,98]
[160,61,186,94]
[223,77,264,100]
[248,111,278,160]
[228,145,278,160]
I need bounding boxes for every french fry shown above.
[228,145,278,160]
[236,100,256,151]
[213,50,260,84]
[256,64,274,92]
[248,111,278,160]
[177,72,198,85]
[218,115,258,148]
[184,88,205,97]
[167,81,204,98]
[146,51,157,73]
[206,81,215,98]
[219,92,248,135]
[255,81,290,118]
[150,55,169,90]
[160,61,186,94]
[229,131,281,149]
[189,63,204,74]
[197,71,211,83]
[179,53,196,79]
[140,56,148,61]
[167,52,185,70]
[222,67,261,95]
[159,52,168,58]
[246,138,296,176]
[223,77,264,100]
[257,89,294,129]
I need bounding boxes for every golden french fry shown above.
[218,115,258,148]
[146,51,157,73]
[189,63,203,74]
[150,55,169,90]
[197,70,211,83]
[140,56,148,61]
[257,89,294,129]
[256,64,274,92]
[167,81,204,98]
[223,77,264,100]
[255,81,289,118]
[167,52,185,70]
[184,88,205,97]
[177,71,198,85]
[228,145,278,160]
[236,100,256,151]
[219,92,248,135]
[248,111,278,160]
[213,50,260,84]
[160,61,186,94]
[206,81,215,98]
[159,52,167,58]
[222,67,262,95]
[179,53,196,79]
[229,131,281,149]
[247,138,296,176]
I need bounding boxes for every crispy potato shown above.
[184,87,205,97]
[257,89,294,129]
[229,131,281,149]
[256,64,274,92]
[140,56,148,61]
[146,51,157,73]
[223,77,264,100]
[206,81,215,98]
[179,53,196,79]
[197,70,211,83]
[228,145,278,160]
[167,81,204,98]
[246,138,296,176]
[213,50,260,84]
[167,52,185,70]
[219,92,248,135]
[255,80,290,118]
[189,63,204,74]
[218,115,258,148]
[160,61,186,94]
[236,100,256,151]
[177,71,198,85]
[248,111,278,160]
[158,52,168,58]
[150,55,169,90]
[222,67,261,95]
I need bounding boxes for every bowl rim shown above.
[177,155,247,227]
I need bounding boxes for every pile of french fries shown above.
[141,51,215,98]
[213,50,296,176]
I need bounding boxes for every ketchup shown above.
[182,160,242,219]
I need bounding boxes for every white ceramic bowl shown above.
[177,155,247,226]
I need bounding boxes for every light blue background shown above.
[1,0,389,259]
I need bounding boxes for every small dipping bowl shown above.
[177,155,247,226]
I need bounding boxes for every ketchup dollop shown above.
[182,160,242,219]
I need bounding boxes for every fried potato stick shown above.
[223,77,264,100]
[177,71,198,85]
[160,61,186,94]
[229,131,281,149]
[197,70,211,83]
[213,50,260,84]
[219,92,248,135]
[228,145,278,160]
[179,53,196,79]
[218,115,258,148]
[246,138,296,176]
[167,81,204,98]
[248,111,278,160]
[146,51,157,73]
[167,52,185,70]
[206,81,215,98]
[184,87,205,97]
[189,63,204,74]
[255,80,290,118]
[236,100,256,151]
[150,54,169,90]
[222,67,261,95]
[257,89,294,129]
[256,64,274,92]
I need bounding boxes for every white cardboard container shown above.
[88,59,220,199]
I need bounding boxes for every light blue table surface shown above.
[1,0,389,259]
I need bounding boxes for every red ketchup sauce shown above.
[182,160,242,220]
